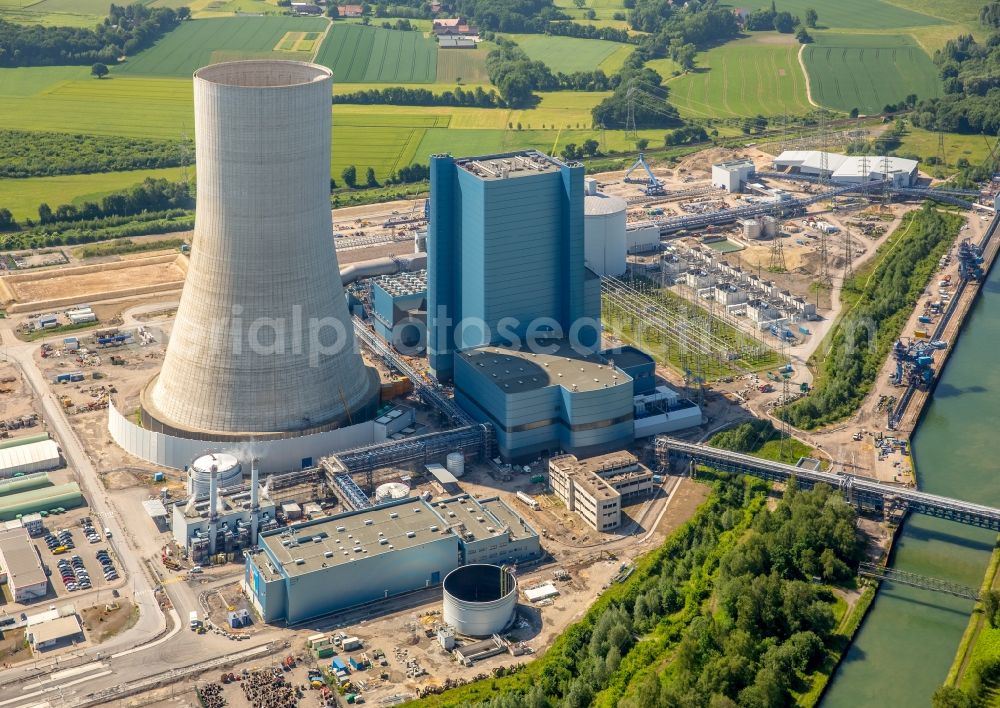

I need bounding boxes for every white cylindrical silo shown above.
[446,452,465,478]
[443,564,518,637]
[188,452,242,497]
[584,194,627,277]
[141,60,378,438]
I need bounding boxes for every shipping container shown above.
[342,636,362,651]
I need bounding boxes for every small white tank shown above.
[188,452,242,497]
[446,452,465,478]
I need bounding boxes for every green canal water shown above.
[822,273,1000,706]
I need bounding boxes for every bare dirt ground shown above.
[81,600,138,644]
[7,257,185,304]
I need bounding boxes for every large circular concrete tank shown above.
[443,564,517,637]
[375,482,410,504]
[141,60,378,439]
[584,194,627,277]
[188,452,242,496]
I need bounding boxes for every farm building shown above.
[0,440,61,478]
[291,2,322,14]
[244,494,539,624]
[432,18,477,36]
[0,527,47,601]
[337,4,363,16]
[438,36,476,49]
[773,151,918,187]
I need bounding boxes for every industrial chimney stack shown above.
[250,457,260,542]
[139,60,377,438]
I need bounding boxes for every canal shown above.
[822,271,1000,705]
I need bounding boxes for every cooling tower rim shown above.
[136,370,379,441]
[194,60,332,89]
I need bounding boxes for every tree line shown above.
[0,130,192,179]
[911,30,1000,136]
[333,85,503,108]
[0,3,188,67]
[339,163,429,189]
[31,178,192,228]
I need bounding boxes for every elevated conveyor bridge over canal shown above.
[656,437,1000,530]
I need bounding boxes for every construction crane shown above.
[623,152,665,196]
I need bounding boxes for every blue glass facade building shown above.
[427,151,600,382]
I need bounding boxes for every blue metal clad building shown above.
[603,346,656,396]
[243,494,541,624]
[370,270,427,353]
[454,343,635,461]
[428,151,599,382]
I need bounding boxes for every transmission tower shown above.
[843,226,854,280]
[860,154,870,198]
[817,229,832,287]
[624,80,637,139]
[881,149,892,207]
[768,202,786,272]
[937,128,947,168]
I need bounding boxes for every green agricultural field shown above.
[667,34,811,118]
[0,0,106,26]
[435,44,493,84]
[116,17,327,77]
[499,33,627,74]
[734,0,944,29]
[315,24,437,83]
[876,0,984,25]
[0,167,187,221]
[803,33,941,114]
[332,115,433,182]
[553,0,626,22]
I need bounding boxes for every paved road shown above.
[0,326,259,706]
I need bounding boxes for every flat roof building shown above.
[712,159,756,192]
[245,494,539,624]
[774,150,918,187]
[427,151,599,382]
[370,270,427,354]
[27,614,82,650]
[454,341,635,461]
[548,452,654,531]
[0,527,47,602]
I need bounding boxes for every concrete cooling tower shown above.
[140,61,378,439]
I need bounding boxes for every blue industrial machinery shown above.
[892,338,935,387]
[623,153,665,196]
[958,239,984,281]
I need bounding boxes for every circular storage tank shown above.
[446,452,465,478]
[584,194,627,277]
[443,564,518,637]
[188,452,242,496]
[375,481,410,504]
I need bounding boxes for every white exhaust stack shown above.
[208,466,219,554]
[250,457,260,542]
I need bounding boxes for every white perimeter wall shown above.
[108,401,374,473]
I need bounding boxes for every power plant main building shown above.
[140,61,378,439]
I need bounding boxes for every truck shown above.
[189,611,201,629]
[515,491,540,511]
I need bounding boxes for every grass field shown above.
[0,0,106,26]
[553,0,626,22]
[499,33,629,74]
[0,167,187,221]
[734,0,944,29]
[314,24,437,83]
[803,33,941,114]
[881,0,984,25]
[116,17,327,77]
[667,34,811,118]
[897,127,994,174]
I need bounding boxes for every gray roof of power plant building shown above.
[0,528,46,588]
[454,150,564,181]
[260,498,451,577]
[457,341,630,395]
[431,495,526,543]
